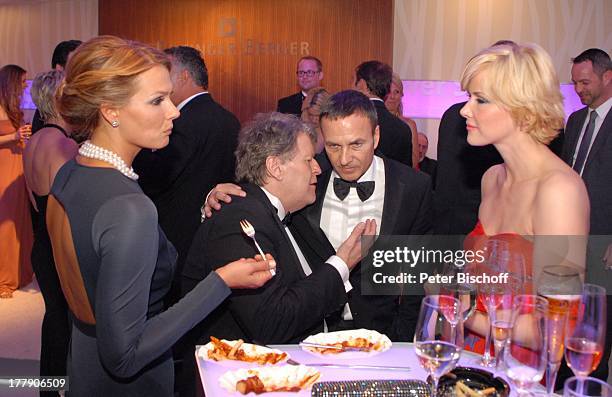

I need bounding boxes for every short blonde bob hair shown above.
[460,43,564,144]
[31,70,64,123]
[58,35,170,141]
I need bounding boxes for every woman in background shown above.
[50,35,273,396]
[23,70,76,396]
[385,73,419,168]
[0,64,33,298]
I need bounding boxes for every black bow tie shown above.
[281,212,292,226]
[333,178,375,201]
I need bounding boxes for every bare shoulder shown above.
[538,166,588,202]
[40,127,77,156]
[534,165,589,235]
[481,164,505,194]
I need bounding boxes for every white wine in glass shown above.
[414,295,463,397]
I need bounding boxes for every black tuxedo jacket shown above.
[293,157,433,341]
[181,183,347,345]
[133,93,240,291]
[434,102,503,235]
[277,92,303,116]
[372,100,413,167]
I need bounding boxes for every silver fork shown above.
[239,219,276,276]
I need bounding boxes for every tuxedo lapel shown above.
[584,110,612,171]
[303,169,330,233]
[379,158,404,236]
[245,184,307,278]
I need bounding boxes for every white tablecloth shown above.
[197,342,546,396]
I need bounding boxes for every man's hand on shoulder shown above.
[201,183,246,220]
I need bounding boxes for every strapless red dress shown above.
[463,221,534,355]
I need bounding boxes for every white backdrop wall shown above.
[0,0,97,77]
[393,0,612,158]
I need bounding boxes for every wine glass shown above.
[414,295,464,397]
[537,265,583,396]
[504,295,548,396]
[476,239,525,367]
[482,277,519,371]
[439,261,477,322]
[564,376,612,397]
[564,284,606,379]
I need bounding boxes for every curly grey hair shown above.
[235,112,316,185]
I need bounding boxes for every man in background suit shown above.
[354,60,412,167]
[417,132,437,187]
[133,46,240,306]
[32,39,82,133]
[277,56,323,116]
[561,48,612,385]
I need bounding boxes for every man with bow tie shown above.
[298,90,432,340]
[205,90,433,341]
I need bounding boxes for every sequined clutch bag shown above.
[311,379,430,396]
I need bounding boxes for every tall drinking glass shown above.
[538,264,582,395]
[564,284,607,379]
[414,295,464,397]
[439,261,477,322]
[476,240,525,368]
[504,295,548,397]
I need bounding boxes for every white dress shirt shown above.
[259,187,352,293]
[320,155,385,319]
[572,97,612,175]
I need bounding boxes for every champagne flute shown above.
[476,240,525,367]
[482,277,518,371]
[439,261,477,322]
[504,295,548,397]
[564,284,606,379]
[475,239,510,367]
[538,264,582,395]
[414,295,464,397]
[564,376,612,397]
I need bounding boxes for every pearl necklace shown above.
[78,140,139,180]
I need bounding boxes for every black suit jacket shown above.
[181,183,348,345]
[562,106,612,235]
[277,92,303,116]
[560,105,612,385]
[294,157,433,341]
[372,100,413,167]
[133,93,240,299]
[434,102,503,235]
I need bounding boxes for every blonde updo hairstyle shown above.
[58,35,170,142]
[460,43,564,144]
